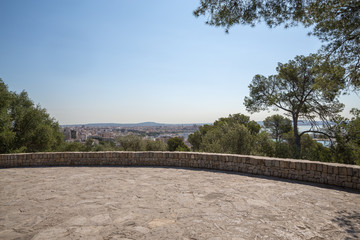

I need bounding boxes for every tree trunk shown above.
[293,115,301,158]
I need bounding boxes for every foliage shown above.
[201,123,254,154]
[109,110,360,165]
[58,136,167,152]
[167,137,190,151]
[117,135,145,151]
[194,0,360,89]
[299,134,333,162]
[188,131,202,151]
[263,114,292,142]
[189,113,275,156]
[274,141,294,159]
[0,79,64,153]
[144,139,167,151]
[252,131,275,157]
[329,108,360,164]
[188,124,214,151]
[94,140,118,151]
[188,113,261,151]
[244,54,345,156]
[61,142,87,152]
[272,131,332,162]
[85,139,96,151]
[0,80,15,153]
[214,113,261,134]
[114,135,167,151]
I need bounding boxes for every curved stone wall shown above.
[0,151,359,190]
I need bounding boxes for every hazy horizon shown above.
[1,0,359,125]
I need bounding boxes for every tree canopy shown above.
[0,79,64,153]
[188,113,274,156]
[263,114,292,142]
[244,54,345,155]
[194,0,360,89]
[328,108,360,165]
[188,113,261,152]
[116,135,167,151]
[167,137,190,151]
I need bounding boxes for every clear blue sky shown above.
[1,0,358,124]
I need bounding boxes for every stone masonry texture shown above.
[0,151,359,190]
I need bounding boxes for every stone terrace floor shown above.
[0,167,359,240]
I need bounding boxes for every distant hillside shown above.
[257,120,335,127]
[62,120,332,128]
[61,122,208,128]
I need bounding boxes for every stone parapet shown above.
[0,151,359,190]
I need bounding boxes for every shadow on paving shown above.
[332,210,360,240]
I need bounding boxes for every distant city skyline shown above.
[1,0,359,125]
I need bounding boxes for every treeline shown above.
[64,112,360,165]
[63,135,189,152]
[1,79,359,165]
[184,54,360,165]
[0,79,189,154]
[188,113,360,165]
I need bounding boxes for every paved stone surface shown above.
[0,167,359,240]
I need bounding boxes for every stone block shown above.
[279,161,284,168]
[295,162,301,170]
[238,157,245,163]
[310,164,317,171]
[346,168,353,176]
[352,177,359,184]
[322,164,328,173]
[264,160,272,167]
[300,163,306,170]
[305,163,310,171]
[290,162,296,169]
[249,158,257,165]
[339,176,347,183]
[316,164,323,172]
[339,167,347,176]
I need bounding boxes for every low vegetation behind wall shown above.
[0,152,359,190]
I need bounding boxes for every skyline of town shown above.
[61,123,200,149]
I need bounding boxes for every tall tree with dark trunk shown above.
[244,54,345,157]
[194,0,360,89]
[263,114,292,142]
